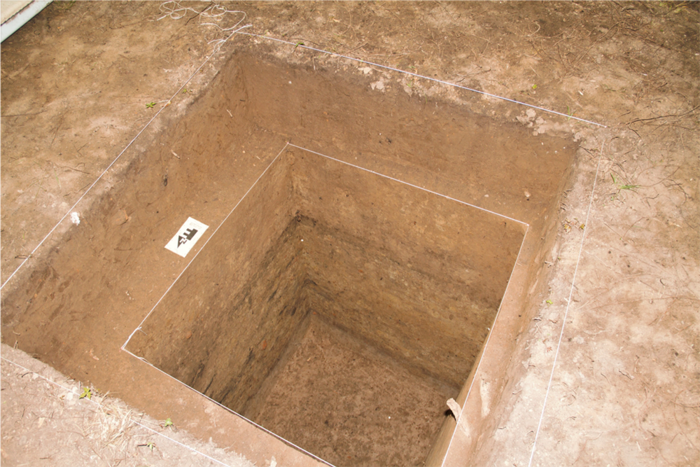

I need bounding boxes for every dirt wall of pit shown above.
[129,142,526,411]
[290,149,526,387]
[126,155,311,412]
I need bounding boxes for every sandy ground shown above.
[1,1,699,466]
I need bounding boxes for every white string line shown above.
[158,0,245,31]
[158,0,243,28]
[527,140,604,467]
[237,32,607,128]
[287,144,529,227]
[122,142,289,350]
[156,1,248,51]
[120,346,336,467]
[0,356,233,467]
[128,419,231,467]
[0,17,251,291]
[439,223,530,467]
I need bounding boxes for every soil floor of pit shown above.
[2,2,699,467]
[245,316,458,467]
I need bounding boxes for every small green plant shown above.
[163,418,173,428]
[145,102,156,109]
[532,84,538,90]
[293,41,305,51]
[138,441,156,451]
[545,299,553,305]
[619,184,639,190]
[611,173,639,191]
[79,387,92,400]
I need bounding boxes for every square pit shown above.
[125,147,526,466]
[3,48,576,467]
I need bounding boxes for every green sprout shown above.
[567,105,574,120]
[532,84,538,90]
[138,441,156,451]
[611,173,639,191]
[163,418,173,428]
[79,387,92,400]
[145,102,156,109]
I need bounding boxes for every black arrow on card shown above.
[177,228,198,247]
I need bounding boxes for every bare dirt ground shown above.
[2,1,699,466]
[2,344,254,467]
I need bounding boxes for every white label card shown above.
[165,217,209,258]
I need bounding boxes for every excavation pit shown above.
[126,147,526,466]
[2,47,577,467]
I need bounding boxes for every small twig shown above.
[50,116,65,148]
[1,110,46,118]
[185,3,210,26]
[619,369,634,380]
[56,164,91,175]
[626,105,699,125]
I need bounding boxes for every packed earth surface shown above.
[1,2,698,467]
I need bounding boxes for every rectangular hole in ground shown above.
[3,46,577,467]
[126,147,527,466]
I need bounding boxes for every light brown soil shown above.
[2,2,698,467]
[247,316,457,467]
